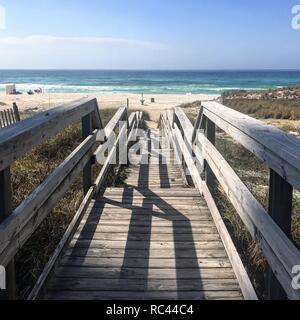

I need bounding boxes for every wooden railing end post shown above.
[267,169,293,300]
[0,167,17,300]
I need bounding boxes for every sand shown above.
[0,92,219,127]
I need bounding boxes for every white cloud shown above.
[0,34,169,68]
[0,34,167,50]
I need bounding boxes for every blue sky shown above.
[0,0,299,69]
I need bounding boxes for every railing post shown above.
[82,113,93,194]
[267,169,293,300]
[0,167,16,300]
[205,117,217,193]
[13,103,21,122]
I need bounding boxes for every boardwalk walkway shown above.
[2,98,299,300]
[43,129,243,300]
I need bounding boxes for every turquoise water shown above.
[1,70,300,94]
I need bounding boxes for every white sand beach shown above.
[0,92,219,124]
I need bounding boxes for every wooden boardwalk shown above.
[43,130,243,300]
[2,98,299,300]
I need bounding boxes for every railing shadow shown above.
[68,129,203,299]
[122,130,203,298]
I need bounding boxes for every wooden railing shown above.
[0,103,21,128]
[159,101,300,300]
[0,98,143,299]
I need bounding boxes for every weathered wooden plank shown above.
[91,202,205,210]
[125,178,183,183]
[86,207,211,217]
[47,278,240,292]
[3,110,9,126]
[69,239,223,249]
[79,218,214,227]
[202,183,257,300]
[82,113,93,194]
[75,224,218,234]
[202,101,300,191]
[72,232,221,242]
[44,290,243,300]
[125,183,185,188]
[94,197,204,205]
[0,97,101,171]
[101,194,203,201]
[54,266,236,280]
[174,107,193,142]
[192,105,204,142]
[65,247,228,259]
[94,122,127,193]
[82,214,212,223]
[60,256,232,269]
[6,109,12,125]
[0,111,5,127]
[103,188,199,196]
[28,186,96,300]
[9,109,15,125]
[173,123,203,194]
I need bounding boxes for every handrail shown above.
[160,105,300,300]
[0,97,102,172]
[202,101,300,191]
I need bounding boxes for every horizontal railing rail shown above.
[201,101,300,191]
[159,103,300,300]
[0,97,102,171]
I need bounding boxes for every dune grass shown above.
[222,89,300,120]
[11,107,149,299]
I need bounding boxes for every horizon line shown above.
[1,68,300,72]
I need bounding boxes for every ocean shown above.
[1,70,300,95]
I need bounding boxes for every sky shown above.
[0,0,299,69]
